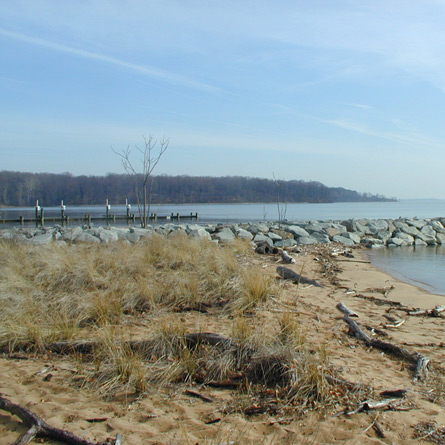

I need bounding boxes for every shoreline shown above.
[0,236,444,443]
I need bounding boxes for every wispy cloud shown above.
[0,28,221,93]
[344,103,372,110]
[322,118,441,149]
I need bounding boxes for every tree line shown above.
[0,171,394,207]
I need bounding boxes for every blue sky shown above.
[1,1,445,199]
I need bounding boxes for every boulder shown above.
[274,239,298,248]
[286,225,310,238]
[29,232,53,245]
[375,231,393,243]
[392,231,415,245]
[406,218,427,229]
[430,220,445,233]
[340,232,361,244]
[214,227,236,242]
[332,235,355,246]
[189,228,212,240]
[98,229,119,244]
[311,232,331,243]
[296,236,318,245]
[400,226,421,237]
[414,238,428,246]
[367,220,388,233]
[75,232,100,243]
[235,228,254,241]
[436,233,445,244]
[361,237,385,247]
[253,234,273,246]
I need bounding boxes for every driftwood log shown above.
[0,396,120,445]
[276,266,323,287]
[336,302,359,318]
[341,315,430,382]
[407,305,445,317]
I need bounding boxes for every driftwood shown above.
[0,396,120,445]
[337,397,409,416]
[184,389,213,403]
[353,293,407,308]
[336,302,359,318]
[42,333,237,357]
[407,305,445,317]
[280,250,296,264]
[276,266,323,287]
[341,315,430,382]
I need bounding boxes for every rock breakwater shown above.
[2,217,445,248]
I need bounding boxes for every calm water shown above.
[2,199,445,224]
[2,199,445,295]
[367,246,445,296]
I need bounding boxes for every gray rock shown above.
[325,227,342,238]
[296,236,318,245]
[246,223,269,235]
[387,237,406,246]
[393,231,415,245]
[361,237,385,247]
[332,235,355,246]
[274,239,298,248]
[393,220,409,229]
[401,226,421,237]
[340,232,361,244]
[98,229,119,244]
[375,231,393,243]
[235,228,254,240]
[421,225,437,237]
[59,226,83,241]
[311,232,331,243]
[430,220,445,233]
[29,232,53,245]
[367,220,389,233]
[125,232,141,243]
[214,227,236,242]
[253,234,273,246]
[287,225,310,238]
[75,232,100,243]
[414,238,428,246]
[416,233,436,245]
[266,231,282,241]
[406,218,427,229]
[189,228,212,240]
[436,233,445,244]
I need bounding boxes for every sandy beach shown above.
[0,242,444,444]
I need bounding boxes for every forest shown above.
[0,171,394,206]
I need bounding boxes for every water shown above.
[367,245,445,296]
[2,199,445,296]
[2,199,445,225]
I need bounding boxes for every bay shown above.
[367,246,445,297]
[2,199,445,224]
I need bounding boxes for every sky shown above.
[2,1,445,199]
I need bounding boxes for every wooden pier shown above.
[0,200,198,227]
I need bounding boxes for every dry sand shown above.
[0,244,444,444]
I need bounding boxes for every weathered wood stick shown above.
[276,266,323,287]
[336,302,359,318]
[0,396,118,445]
[407,305,445,317]
[280,250,296,264]
[341,315,430,382]
[353,293,407,308]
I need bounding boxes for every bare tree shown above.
[113,135,169,228]
[273,172,287,227]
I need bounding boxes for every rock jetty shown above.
[2,217,445,248]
